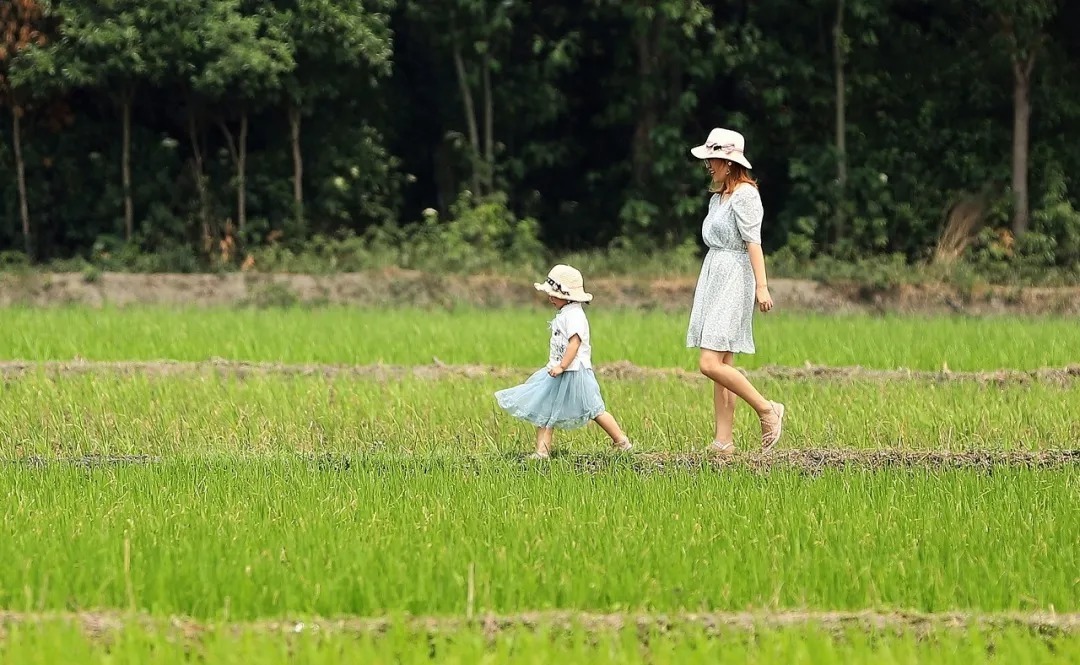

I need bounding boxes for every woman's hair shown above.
[711,161,758,196]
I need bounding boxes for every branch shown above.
[216,117,238,166]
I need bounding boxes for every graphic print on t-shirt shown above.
[546,303,593,371]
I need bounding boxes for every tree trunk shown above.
[288,104,304,228]
[482,51,494,193]
[13,106,32,258]
[215,113,247,233]
[631,14,661,190]
[121,91,134,242]
[451,31,482,195]
[187,107,210,247]
[1010,54,1033,236]
[833,0,847,244]
[237,111,248,233]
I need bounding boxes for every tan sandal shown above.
[612,438,633,452]
[761,402,786,452]
[707,441,736,458]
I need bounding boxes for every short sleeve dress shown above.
[685,184,764,354]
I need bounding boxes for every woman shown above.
[686,128,785,455]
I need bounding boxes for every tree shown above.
[0,0,49,257]
[981,0,1060,236]
[405,0,521,198]
[586,0,732,237]
[272,0,393,230]
[1009,2,1059,237]
[195,0,293,235]
[833,0,847,241]
[17,0,180,242]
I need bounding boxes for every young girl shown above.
[495,264,632,459]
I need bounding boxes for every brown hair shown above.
[710,161,758,196]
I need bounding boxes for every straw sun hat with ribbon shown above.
[690,128,752,170]
[534,265,593,303]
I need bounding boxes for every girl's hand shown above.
[548,365,565,377]
[756,284,774,312]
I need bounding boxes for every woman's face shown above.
[705,158,731,184]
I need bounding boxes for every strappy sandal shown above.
[707,441,736,458]
[612,438,633,452]
[761,401,786,452]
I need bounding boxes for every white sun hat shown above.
[534,264,593,303]
[690,128,752,169]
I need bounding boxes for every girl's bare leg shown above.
[594,412,630,448]
[533,427,554,458]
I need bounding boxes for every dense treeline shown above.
[1,0,1078,275]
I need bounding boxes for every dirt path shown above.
[3,358,1080,386]
[1,609,1077,640]
[2,270,1079,314]
[11,450,1078,472]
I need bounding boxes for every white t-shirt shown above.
[547,303,592,371]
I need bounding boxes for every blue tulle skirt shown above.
[495,368,607,429]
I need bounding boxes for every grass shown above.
[2,304,1077,659]
[1,373,1078,457]
[2,619,1078,664]
[1,307,1079,370]
[2,460,1077,619]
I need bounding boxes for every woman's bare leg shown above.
[700,349,784,447]
[713,352,737,443]
[699,350,771,415]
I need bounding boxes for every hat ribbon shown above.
[707,142,742,155]
[545,277,571,296]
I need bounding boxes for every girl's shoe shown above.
[707,441,735,457]
[761,402,786,452]
[528,451,551,461]
[612,438,633,452]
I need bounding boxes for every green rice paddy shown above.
[1,304,1077,662]
[0,306,1077,370]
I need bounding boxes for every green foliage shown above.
[406,191,544,274]
[1,0,1080,275]
[1032,164,1080,268]
[249,192,543,274]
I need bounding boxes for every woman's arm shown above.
[747,244,773,312]
[549,335,581,377]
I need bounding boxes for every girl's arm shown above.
[747,244,774,312]
[548,335,581,377]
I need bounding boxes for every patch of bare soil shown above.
[2,271,1079,314]
[615,449,1080,474]
[10,450,1076,472]
[4,359,1080,387]
[0,609,1076,642]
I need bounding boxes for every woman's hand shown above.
[548,365,565,377]
[756,284,774,312]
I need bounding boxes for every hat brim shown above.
[534,282,593,303]
[690,145,752,169]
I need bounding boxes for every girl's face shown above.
[705,158,731,185]
[548,295,570,309]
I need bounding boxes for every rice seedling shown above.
[2,617,1077,665]
[2,461,1076,619]
[1,373,1076,458]
[0,306,1077,370]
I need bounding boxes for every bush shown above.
[248,192,546,275]
[405,192,546,274]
